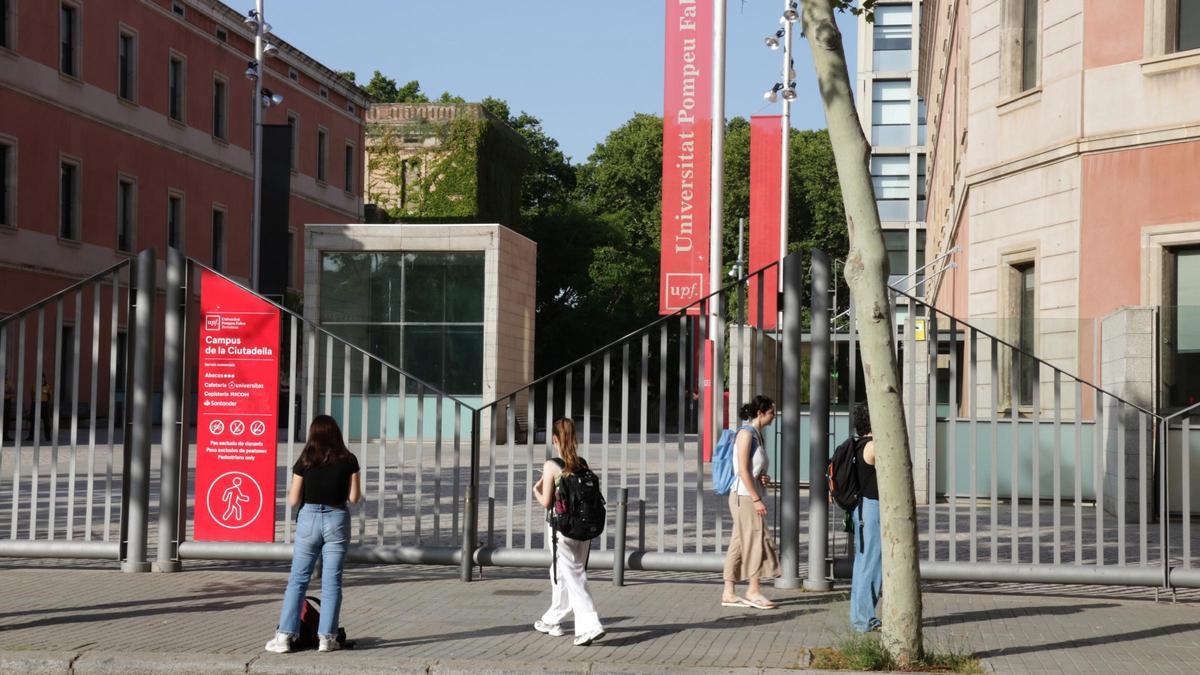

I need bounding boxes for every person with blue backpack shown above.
[532,417,606,646]
[719,395,780,609]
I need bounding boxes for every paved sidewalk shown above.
[0,561,1198,673]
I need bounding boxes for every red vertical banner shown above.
[193,270,281,542]
[749,115,783,330]
[660,0,713,315]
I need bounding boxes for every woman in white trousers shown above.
[532,418,605,646]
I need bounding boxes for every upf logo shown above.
[665,273,704,310]
[205,314,222,331]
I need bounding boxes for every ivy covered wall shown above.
[365,103,528,229]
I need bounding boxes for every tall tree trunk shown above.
[800,0,924,664]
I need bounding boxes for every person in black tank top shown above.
[856,437,878,502]
[849,403,883,633]
[265,415,362,654]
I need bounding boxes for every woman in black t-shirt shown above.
[265,415,361,654]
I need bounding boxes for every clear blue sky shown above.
[229,1,859,163]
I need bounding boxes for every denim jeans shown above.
[850,497,882,632]
[277,504,349,638]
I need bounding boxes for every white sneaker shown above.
[573,628,606,646]
[264,632,292,654]
[534,620,565,637]
[318,635,342,652]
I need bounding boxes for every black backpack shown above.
[548,458,606,541]
[827,436,866,512]
[293,596,351,650]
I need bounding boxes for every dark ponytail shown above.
[739,394,775,421]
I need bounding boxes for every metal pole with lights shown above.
[763,1,801,280]
[244,2,283,291]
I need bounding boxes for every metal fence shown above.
[0,255,140,563]
[820,284,1200,589]
[163,253,481,578]
[472,259,790,575]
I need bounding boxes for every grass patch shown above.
[809,633,981,673]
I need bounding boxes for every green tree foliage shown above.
[363,71,432,103]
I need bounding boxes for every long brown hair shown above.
[553,418,581,474]
[299,415,352,469]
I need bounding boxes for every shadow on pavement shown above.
[922,602,1120,628]
[975,621,1200,658]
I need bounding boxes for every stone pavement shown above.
[0,561,1198,674]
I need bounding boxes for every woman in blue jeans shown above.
[849,403,882,632]
[265,415,361,653]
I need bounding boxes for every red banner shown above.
[749,115,783,329]
[193,270,281,542]
[660,0,712,315]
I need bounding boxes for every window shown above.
[59,160,79,240]
[1181,0,1200,52]
[320,251,486,395]
[215,27,227,43]
[1015,263,1036,406]
[870,155,910,221]
[1020,0,1040,91]
[871,80,911,146]
[212,77,227,140]
[172,1,185,17]
[917,98,928,145]
[2,0,14,50]
[114,332,127,393]
[344,144,354,192]
[884,230,910,289]
[316,129,327,182]
[168,56,185,122]
[287,114,298,171]
[319,87,329,99]
[915,229,927,295]
[117,178,135,251]
[1167,247,1200,407]
[211,208,224,272]
[167,193,182,250]
[347,102,356,114]
[872,5,912,72]
[917,155,927,221]
[60,3,79,77]
[286,231,295,288]
[118,31,136,102]
[0,141,11,228]
[288,68,299,82]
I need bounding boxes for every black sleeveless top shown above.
[855,438,878,501]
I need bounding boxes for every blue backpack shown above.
[712,427,741,495]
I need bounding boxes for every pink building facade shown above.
[920,0,1200,411]
[0,0,368,311]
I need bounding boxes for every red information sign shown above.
[749,115,783,330]
[660,0,713,315]
[193,270,281,542]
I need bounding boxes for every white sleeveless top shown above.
[734,425,768,497]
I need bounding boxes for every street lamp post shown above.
[249,1,264,291]
[244,1,282,292]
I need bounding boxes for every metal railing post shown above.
[122,249,155,573]
[461,409,481,581]
[776,251,803,589]
[614,487,628,587]
[156,249,186,572]
[803,249,832,591]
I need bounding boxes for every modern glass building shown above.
[305,223,536,439]
[856,1,928,320]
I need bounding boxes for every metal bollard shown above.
[638,498,645,551]
[614,488,628,587]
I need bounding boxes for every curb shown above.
[0,649,959,674]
